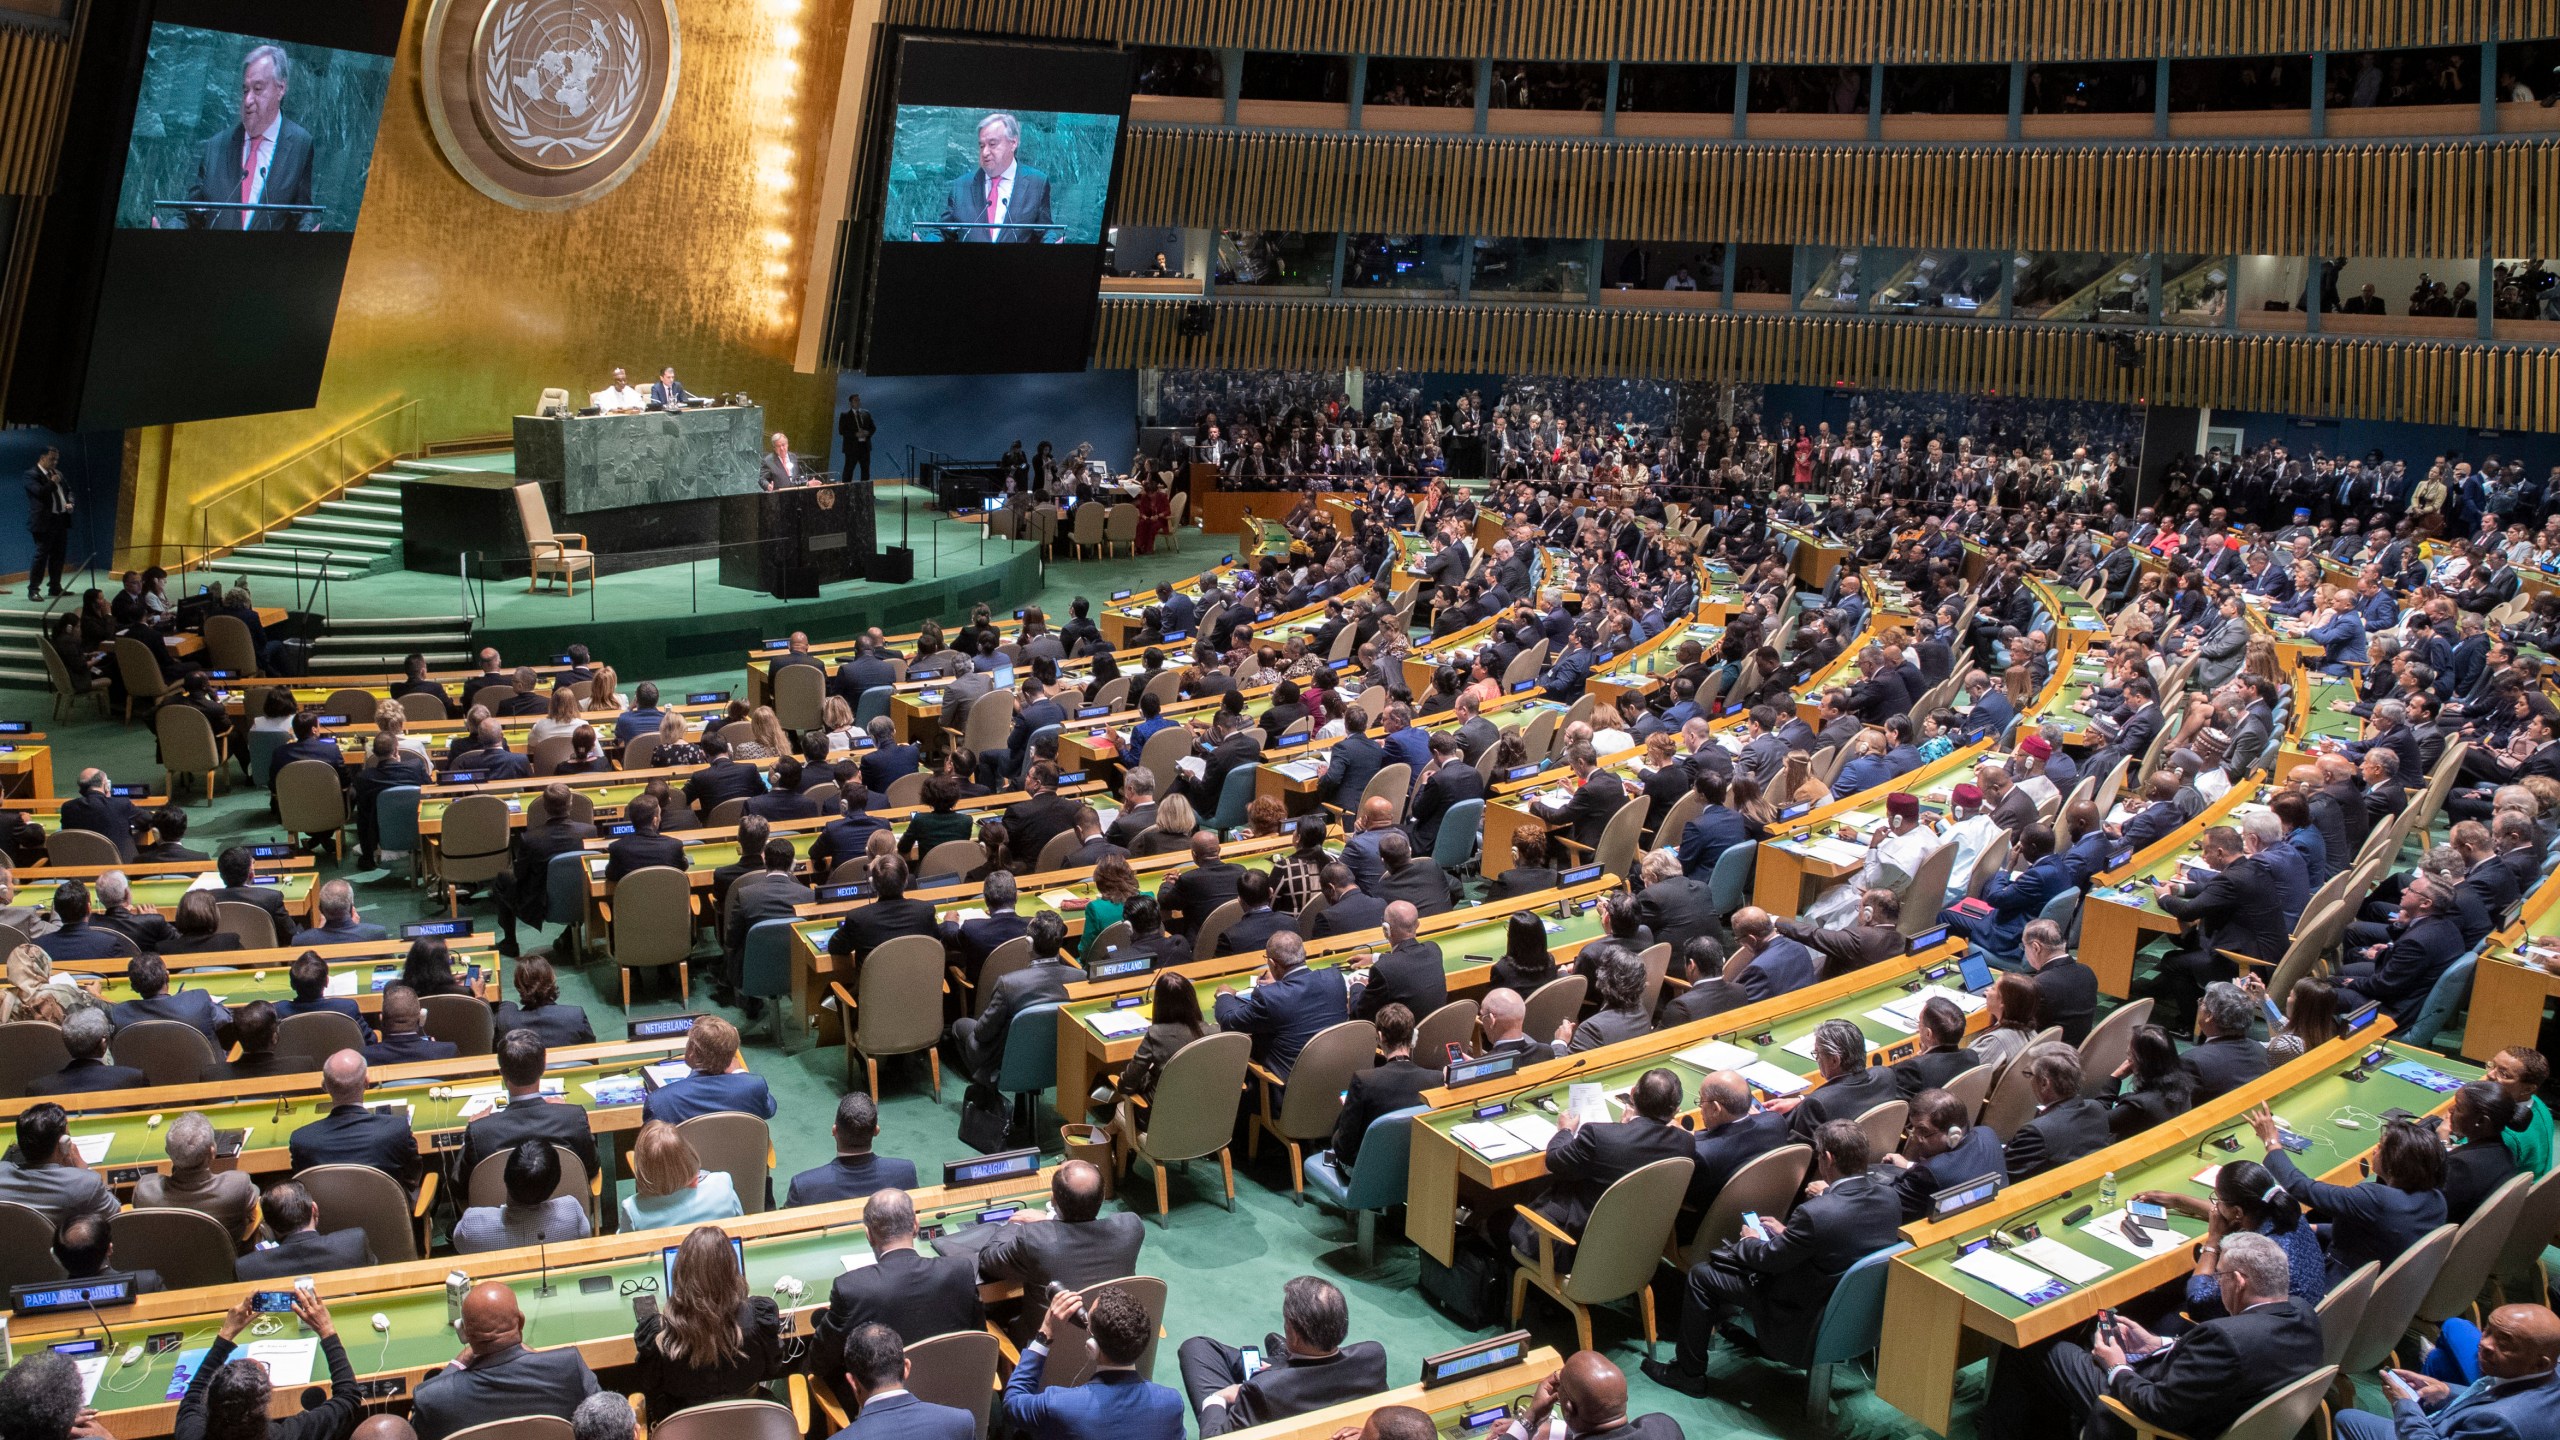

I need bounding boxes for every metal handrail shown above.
[193,398,424,560]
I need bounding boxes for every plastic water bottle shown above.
[2100,1170,2119,1207]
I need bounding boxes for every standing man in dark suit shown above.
[1410,732,1487,855]
[1978,1231,2325,1440]
[838,392,878,486]
[184,45,315,231]
[23,445,71,600]
[2142,824,2287,1032]
[965,1161,1147,1344]
[494,784,595,957]
[288,1052,423,1192]
[820,1191,987,1359]
[1509,1068,1696,1260]
[1645,1119,1904,1392]
[1177,1276,1390,1435]
[786,1092,920,1206]
[937,113,1055,243]
[458,1030,600,1182]
[831,1322,979,1440]
[760,431,806,490]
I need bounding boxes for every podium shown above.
[719,481,875,597]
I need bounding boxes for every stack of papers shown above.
[1673,1039,1759,1071]
[1951,1248,2073,1305]
[642,1060,692,1087]
[2012,1238,2113,1283]
[1780,1032,1830,1061]
[235,1338,320,1387]
[1089,1011,1151,1039]
[1038,891,1082,911]
[324,971,360,999]
[1795,837,1870,867]
[68,1134,112,1164]
[2082,1209,2185,1259]
[1275,759,1325,782]
[1565,1083,1612,1125]
[1737,1060,1811,1095]
[583,1076,647,1107]
[1450,1122,1537,1160]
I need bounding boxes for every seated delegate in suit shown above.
[1645,1119,1904,1392]
[622,1120,746,1232]
[2439,1080,2524,1225]
[452,1139,592,1255]
[490,954,595,1049]
[640,1016,779,1125]
[1487,1353,1684,1440]
[1002,1287,1188,1440]
[2178,981,2273,1102]
[236,1181,376,1281]
[51,1213,163,1296]
[966,1160,1148,1345]
[134,1112,260,1250]
[1888,998,1982,1099]
[785,1092,920,1206]
[1321,1004,1436,1169]
[287,1053,423,1191]
[1177,1276,1389,1435]
[169,1289,361,1440]
[1212,930,1347,1081]
[1212,868,1299,958]
[2003,1047,2116,1180]
[411,1283,602,1440]
[1881,1086,2008,1221]
[106,949,229,1040]
[289,878,390,947]
[2334,1302,2560,1440]
[2102,1026,2199,1140]
[1683,1068,1792,1214]
[2252,1106,2448,1283]
[1726,907,1818,1002]
[360,984,458,1068]
[1092,969,1208,1117]
[1558,945,1657,1054]
[831,1322,980,1440]
[458,1028,602,1185]
[955,911,1084,1086]
[1509,1068,1697,1262]
[819,1190,987,1362]
[1349,901,1447,1022]
[828,856,947,967]
[1976,1231,2324,1440]
[23,1007,146,1096]
[633,1224,786,1421]
[1776,1018,1903,1139]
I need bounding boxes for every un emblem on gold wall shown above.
[422,0,681,210]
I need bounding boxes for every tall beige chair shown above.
[1412,999,1479,1065]
[110,1208,238,1289]
[154,701,226,800]
[1682,1143,1810,1266]
[110,1020,219,1087]
[296,1163,430,1261]
[2104,1367,2337,1440]
[2490,1167,2560,1306]
[0,1201,67,1289]
[421,993,496,1056]
[111,637,179,721]
[275,757,349,860]
[466,1147,595,1223]
[607,865,696,1008]
[513,484,595,595]
[1114,1031,1250,1224]
[439,794,514,912]
[42,640,108,721]
[1031,1275,1170,1388]
[652,1401,798,1440]
[902,1331,1001,1437]
[275,1010,366,1062]
[1070,502,1106,558]
[1521,975,1588,1045]
[836,934,945,1096]
[1510,1155,1692,1353]
[0,1021,70,1099]
[2337,1224,2458,1378]
[2417,1172,2533,1329]
[1104,504,1139,557]
[675,1111,774,1216]
[1852,1100,1910,1165]
[1248,1020,1378,1200]
[44,829,122,867]
[398,692,448,722]
[1939,1062,1996,1126]
[774,664,826,733]
[2073,998,2154,1084]
[1135,724,1197,789]
[444,1419,574,1440]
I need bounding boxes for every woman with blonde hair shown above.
[588,663,624,711]
[529,685,584,747]
[621,1121,742,1231]
[819,695,860,753]
[2241,635,2283,687]
[631,1224,783,1419]
[1780,750,1829,807]
[654,710,705,767]
[1132,792,1197,857]
[728,706,786,761]
[368,701,429,765]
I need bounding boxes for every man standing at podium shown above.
[937,113,1053,243]
[184,45,314,231]
[838,392,876,486]
[761,432,807,490]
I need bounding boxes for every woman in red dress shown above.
[1134,477,1172,555]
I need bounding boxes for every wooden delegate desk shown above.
[0,1036,689,1195]
[60,939,501,1017]
[24,1165,1056,1439]
[1778,523,1850,590]
[2074,780,2264,997]
[0,737,55,799]
[22,861,326,923]
[2460,872,2560,1059]
[1256,692,1567,815]
[1404,937,1974,1264]
[216,661,605,717]
[1214,1347,1561,1440]
[2274,669,2373,781]
[1748,741,1994,916]
[1052,879,1620,1125]
[1584,622,1727,717]
[1876,1028,2474,1434]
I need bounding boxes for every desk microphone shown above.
[535,1229,555,1298]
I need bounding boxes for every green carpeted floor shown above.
[1,525,1957,1440]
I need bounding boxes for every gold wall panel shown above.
[0,19,72,195]
[883,0,2542,63]
[1116,128,2560,259]
[1095,297,2560,431]
[127,0,852,562]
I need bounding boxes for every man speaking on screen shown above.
[936,112,1054,243]
[186,44,316,231]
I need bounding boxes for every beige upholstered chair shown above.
[513,483,595,595]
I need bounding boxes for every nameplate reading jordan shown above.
[944,1148,1040,1188]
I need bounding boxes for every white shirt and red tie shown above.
[237,114,282,229]
[981,162,1018,241]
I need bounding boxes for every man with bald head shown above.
[1491,1352,1682,1440]
[286,1051,421,1190]
[965,1160,1147,1345]
[353,1416,421,1440]
[2346,1303,2560,1439]
[409,1283,600,1440]
[1339,795,1406,894]
[1351,901,1447,1021]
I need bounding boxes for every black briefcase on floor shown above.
[1417,1234,1508,1329]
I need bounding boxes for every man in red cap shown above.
[2013,734,2060,807]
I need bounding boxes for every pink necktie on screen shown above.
[985,177,1001,237]
[240,135,265,228]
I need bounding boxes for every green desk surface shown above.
[1062,900,1612,1042]
[1902,1039,2480,1322]
[2046,660,2111,735]
[1777,755,1990,841]
[66,1183,1046,1420]
[64,1046,681,1172]
[2299,676,2368,744]
[792,849,1295,956]
[1591,626,1725,689]
[86,956,493,1010]
[2084,795,2275,918]
[124,874,316,911]
[1422,960,1969,1148]
[422,782,652,827]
